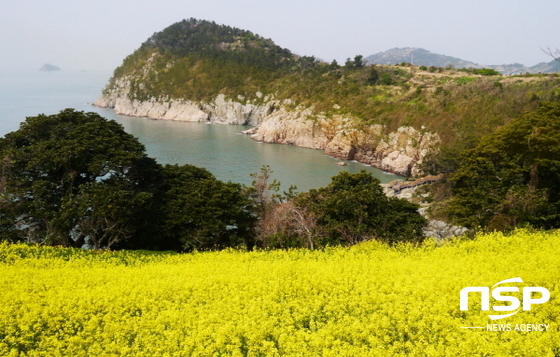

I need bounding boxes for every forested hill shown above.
[109,18,300,102]
[103,18,560,171]
[143,19,294,69]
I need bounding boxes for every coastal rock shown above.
[423,219,469,241]
[240,127,258,135]
[383,182,468,241]
[96,80,440,176]
[321,124,439,177]
[95,78,274,125]
[250,108,328,149]
[201,94,276,126]
[323,131,357,160]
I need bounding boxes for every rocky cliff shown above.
[95,77,276,125]
[95,79,439,177]
[249,112,440,177]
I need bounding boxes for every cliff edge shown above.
[96,79,439,176]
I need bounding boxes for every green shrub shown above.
[295,171,427,245]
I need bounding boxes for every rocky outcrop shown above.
[325,125,440,177]
[383,182,468,241]
[249,107,328,150]
[386,174,446,193]
[251,114,440,176]
[95,78,276,126]
[422,219,468,241]
[96,80,440,176]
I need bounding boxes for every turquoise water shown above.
[0,70,400,192]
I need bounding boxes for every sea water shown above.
[0,70,400,192]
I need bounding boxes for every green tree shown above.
[448,102,560,230]
[353,55,364,69]
[367,66,380,85]
[330,59,340,69]
[57,179,153,250]
[0,109,158,247]
[295,171,427,245]
[246,165,281,218]
[477,68,500,76]
[379,72,394,85]
[157,164,255,251]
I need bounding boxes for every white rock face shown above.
[250,108,328,149]
[423,219,468,241]
[384,185,468,240]
[322,123,440,176]
[95,78,274,125]
[95,77,440,176]
[201,94,276,126]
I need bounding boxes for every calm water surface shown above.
[0,70,400,191]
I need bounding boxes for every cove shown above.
[94,107,401,192]
[0,70,402,192]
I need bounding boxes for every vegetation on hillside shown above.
[0,230,558,356]
[105,19,560,163]
[447,102,560,230]
[110,18,296,102]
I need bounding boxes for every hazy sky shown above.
[1,0,559,71]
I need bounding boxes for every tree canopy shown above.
[155,164,255,251]
[0,110,254,251]
[0,109,158,246]
[448,101,560,230]
[143,18,294,70]
[295,171,427,245]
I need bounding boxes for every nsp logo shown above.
[460,277,550,320]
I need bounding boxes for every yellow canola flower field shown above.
[0,230,558,357]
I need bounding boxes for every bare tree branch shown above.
[257,201,320,249]
[542,46,560,62]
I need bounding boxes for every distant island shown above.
[366,47,560,74]
[39,63,61,72]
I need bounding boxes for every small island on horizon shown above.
[39,63,61,72]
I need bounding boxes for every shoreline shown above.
[93,94,439,178]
